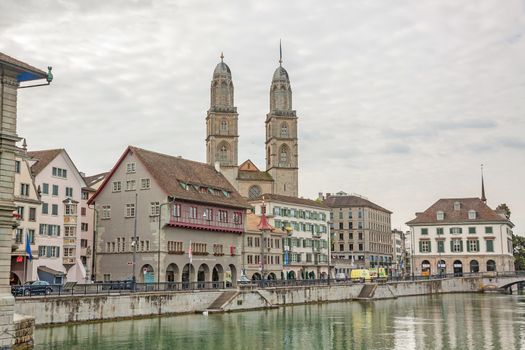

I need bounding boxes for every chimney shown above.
[318,192,324,201]
[214,161,221,173]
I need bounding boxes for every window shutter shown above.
[57,226,61,236]
[419,241,423,253]
[46,247,51,257]
[428,241,432,252]
[450,240,454,252]
[460,240,463,252]
[57,247,60,257]
[476,240,480,252]
[467,241,471,252]
[39,224,44,235]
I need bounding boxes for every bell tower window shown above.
[279,145,288,164]
[280,123,288,138]
[220,120,228,133]
[218,144,228,163]
[248,185,261,199]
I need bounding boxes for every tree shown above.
[496,203,511,219]
[512,234,525,270]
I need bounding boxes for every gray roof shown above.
[213,62,231,77]
[272,66,289,82]
[324,195,392,214]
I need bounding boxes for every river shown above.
[34,293,525,350]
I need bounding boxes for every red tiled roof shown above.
[27,149,63,176]
[323,195,392,213]
[252,193,328,209]
[406,198,511,226]
[90,146,250,209]
[83,172,109,187]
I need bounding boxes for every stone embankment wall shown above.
[14,277,497,326]
[13,314,35,350]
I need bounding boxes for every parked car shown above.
[12,280,52,296]
[335,272,347,281]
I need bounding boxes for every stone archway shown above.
[197,264,210,288]
[453,260,463,277]
[227,264,237,287]
[437,260,446,275]
[267,272,277,280]
[140,264,155,284]
[166,263,179,283]
[252,272,262,280]
[421,260,431,276]
[470,260,479,273]
[10,272,21,285]
[287,270,296,280]
[487,260,496,272]
[182,263,195,289]
[212,264,224,288]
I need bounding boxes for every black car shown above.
[12,280,52,296]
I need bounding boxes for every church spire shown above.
[279,40,282,66]
[481,164,487,203]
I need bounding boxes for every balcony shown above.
[63,257,76,265]
[63,237,76,246]
[168,216,243,234]
[64,216,77,225]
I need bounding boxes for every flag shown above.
[25,233,33,261]
[188,240,193,264]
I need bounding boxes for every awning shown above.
[37,266,64,277]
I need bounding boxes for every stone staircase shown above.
[356,284,377,299]
[204,291,239,313]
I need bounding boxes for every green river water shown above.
[34,293,525,350]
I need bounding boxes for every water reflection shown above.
[35,294,525,350]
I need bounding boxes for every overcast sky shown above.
[1,0,524,233]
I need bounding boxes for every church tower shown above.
[265,47,298,196]
[206,53,239,185]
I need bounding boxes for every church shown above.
[205,52,299,199]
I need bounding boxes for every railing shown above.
[12,271,525,298]
[169,216,243,233]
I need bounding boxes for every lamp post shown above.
[157,196,175,288]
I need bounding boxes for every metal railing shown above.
[12,271,525,298]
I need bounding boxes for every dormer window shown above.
[453,202,461,211]
[436,211,444,221]
[468,210,476,220]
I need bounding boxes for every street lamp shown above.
[157,196,175,287]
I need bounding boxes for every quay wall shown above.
[13,277,497,326]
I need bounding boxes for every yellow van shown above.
[350,269,371,282]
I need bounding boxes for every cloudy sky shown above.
[1,0,524,233]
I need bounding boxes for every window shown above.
[81,223,89,231]
[453,202,461,211]
[436,211,444,220]
[42,183,49,195]
[140,178,151,190]
[339,233,344,241]
[28,229,35,244]
[486,240,494,252]
[82,191,89,200]
[52,167,67,179]
[358,243,363,251]
[52,185,59,196]
[16,206,24,220]
[65,187,73,197]
[419,241,431,253]
[15,160,20,173]
[213,244,224,255]
[437,228,444,235]
[450,227,462,234]
[421,228,428,235]
[39,224,60,236]
[358,222,363,229]
[65,203,77,215]
[248,185,261,199]
[52,204,58,216]
[437,240,445,253]
[485,226,493,234]
[81,239,88,248]
[218,210,228,222]
[220,120,228,133]
[150,202,160,216]
[280,123,289,137]
[233,212,242,224]
[467,240,479,252]
[126,180,136,191]
[126,162,136,173]
[42,203,49,214]
[81,207,86,216]
[358,232,363,240]
[20,183,30,197]
[451,240,463,252]
[15,229,23,244]
[204,208,213,221]
[349,243,354,251]
[112,181,122,192]
[468,227,476,234]
[102,205,111,219]
[468,210,476,220]
[189,206,197,219]
[64,226,76,237]
[29,207,36,222]
[339,244,344,251]
[172,204,181,217]
[218,145,228,162]
[279,145,288,163]
[168,241,183,252]
[125,204,136,218]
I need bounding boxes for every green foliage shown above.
[512,234,525,270]
[496,203,511,218]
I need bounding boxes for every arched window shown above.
[486,260,496,272]
[218,144,228,163]
[248,185,261,199]
[279,145,288,164]
[280,123,288,138]
[470,260,479,273]
[220,120,228,133]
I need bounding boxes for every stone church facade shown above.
[205,53,299,199]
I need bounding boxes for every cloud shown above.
[1,0,524,233]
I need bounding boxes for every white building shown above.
[406,197,514,276]
[249,194,330,279]
[26,149,89,283]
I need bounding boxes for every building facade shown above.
[10,147,41,284]
[391,229,408,277]
[89,146,250,286]
[205,53,299,199]
[322,192,393,269]
[27,149,89,283]
[249,194,330,279]
[406,197,514,275]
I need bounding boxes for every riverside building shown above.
[322,192,393,271]
[88,146,250,286]
[406,195,514,276]
[249,194,330,279]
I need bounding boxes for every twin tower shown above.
[205,52,299,199]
